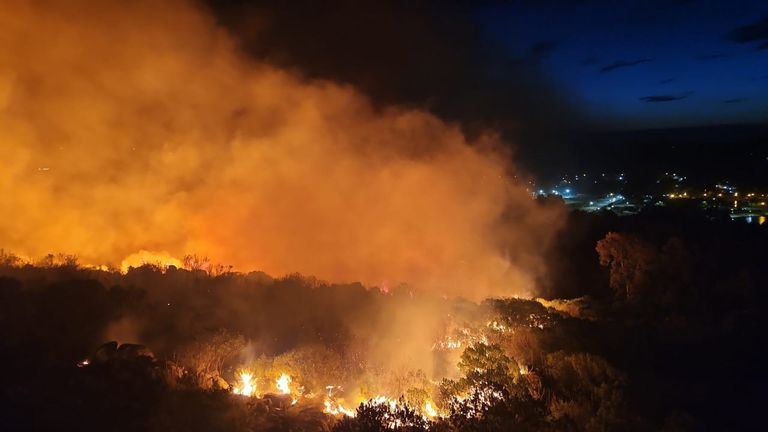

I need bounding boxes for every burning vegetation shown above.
[3,200,768,431]
[0,252,622,431]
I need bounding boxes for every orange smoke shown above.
[0,0,562,298]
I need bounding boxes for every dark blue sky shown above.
[477,1,768,129]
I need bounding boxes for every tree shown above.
[597,232,692,308]
[458,343,519,389]
[332,397,431,432]
[543,352,627,432]
[439,344,546,431]
[596,232,657,301]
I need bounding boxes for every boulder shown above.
[116,343,154,360]
[262,393,293,410]
[160,361,185,386]
[214,375,230,390]
[91,341,118,364]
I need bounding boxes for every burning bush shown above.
[176,329,245,389]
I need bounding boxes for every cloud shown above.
[658,78,675,84]
[639,92,691,102]
[600,58,654,72]
[723,98,746,104]
[726,17,768,43]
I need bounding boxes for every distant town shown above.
[531,171,768,225]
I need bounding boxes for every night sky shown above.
[209,0,767,177]
[478,1,768,128]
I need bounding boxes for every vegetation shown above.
[0,206,766,430]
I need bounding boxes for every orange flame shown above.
[232,371,256,397]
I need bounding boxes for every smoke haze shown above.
[0,0,563,299]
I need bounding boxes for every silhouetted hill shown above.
[562,124,768,188]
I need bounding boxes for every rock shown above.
[214,375,230,390]
[160,361,185,386]
[91,341,118,364]
[116,343,154,360]
[262,393,293,410]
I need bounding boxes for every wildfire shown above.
[487,320,509,332]
[323,398,357,417]
[432,336,463,351]
[232,371,256,397]
[424,401,438,418]
[276,373,299,404]
[370,395,398,411]
[276,373,291,394]
[119,250,183,273]
[322,385,356,417]
[366,396,442,427]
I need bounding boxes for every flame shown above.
[322,385,356,417]
[424,401,438,418]
[232,371,256,397]
[370,395,398,411]
[487,320,509,332]
[323,398,357,417]
[432,336,462,351]
[276,373,291,395]
[119,250,183,273]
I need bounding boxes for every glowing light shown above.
[424,401,438,418]
[323,385,356,417]
[119,250,183,273]
[433,336,462,350]
[487,320,509,332]
[233,371,256,397]
[276,373,291,395]
[323,398,357,417]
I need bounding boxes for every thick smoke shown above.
[0,0,563,298]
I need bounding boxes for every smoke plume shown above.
[0,0,563,298]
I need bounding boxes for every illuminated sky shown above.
[478,1,768,128]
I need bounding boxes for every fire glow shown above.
[232,371,256,397]
[0,0,562,425]
[0,0,562,301]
